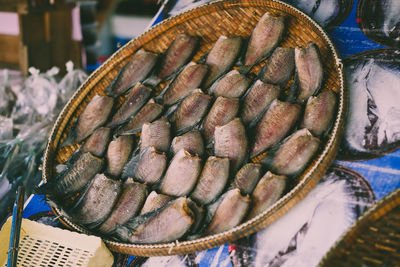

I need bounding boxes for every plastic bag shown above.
[0,70,17,117]
[58,61,88,105]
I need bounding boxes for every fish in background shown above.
[288,0,340,27]
[380,0,400,40]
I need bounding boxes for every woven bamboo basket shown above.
[42,0,347,256]
[319,187,400,266]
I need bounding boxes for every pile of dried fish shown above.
[44,12,338,244]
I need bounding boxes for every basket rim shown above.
[42,0,346,256]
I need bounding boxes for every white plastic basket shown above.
[0,217,114,267]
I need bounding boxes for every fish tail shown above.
[238,65,251,75]
[143,75,161,88]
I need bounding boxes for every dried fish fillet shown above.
[171,130,205,157]
[81,127,111,157]
[232,163,262,195]
[260,47,295,86]
[210,70,250,98]
[140,117,171,153]
[140,191,174,215]
[134,146,167,185]
[106,135,134,177]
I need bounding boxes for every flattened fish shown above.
[241,80,280,125]
[114,197,194,244]
[117,99,163,136]
[190,156,230,205]
[301,89,337,136]
[251,99,301,157]
[204,188,250,235]
[203,36,242,88]
[108,83,152,128]
[163,62,208,106]
[260,47,295,86]
[214,118,248,171]
[244,12,285,67]
[295,42,323,102]
[202,96,239,142]
[140,117,171,152]
[172,90,212,134]
[106,135,134,177]
[271,128,320,175]
[232,163,262,195]
[71,173,121,227]
[110,49,158,96]
[75,95,114,143]
[98,179,147,234]
[81,127,111,157]
[134,146,167,185]
[171,130,205,157]
[247,171,286,219]
[159,149,202,197]
[210,70,250,98]
[139,191,174,215]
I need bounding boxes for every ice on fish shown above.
[381,0,400,39]
[290,0,340,27]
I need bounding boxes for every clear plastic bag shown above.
[57,61,88,105]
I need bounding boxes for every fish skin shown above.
[187,198,205,234]
[81,127,111,157]
[232,163,262,195]
[204,188,251,235]
[295,42,323,102]
[171,130,205,157]
[301,89,337,136]
[139,191,174,215]
[157,34,199,80]
[163,62,208,106]
[172,90,212,134]
[202,96,239,142]
[108,83,152,128]
[97,179,148,234]
[140,117,171,153]
[271,128,320,175]
[203,36,243,88]
[50,152,104,198]
[251,99,301,157]
[244,12,285,67]
[71,173,121,226]
[241,80,280,125]
[260,47,295,86]
[114,197,194,244]
[190,156,230,205]
[111,49,158,96]
[247,171,286,219]
[135,146,167,185]
[159,149,202,197]
[106,135,134,177]
[214,118,248,172]
[75,95,114,143]
[117,99,163,136]
[211,70,251,98]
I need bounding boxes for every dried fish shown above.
[244,12,285,67]
[301,89,337,136]
[214,118,248,171]
[271,128,320,175]
[98,179,147,234]
[108,82,152,128]
[187,198,205,234]
[140,117,171,153]
[251,99,301,158]
[106,135,134,177]
[260,47,295,86]
[114,197,194,243]
[231,163,262,195]
[247,171,287,219]
[110,49,158,96]
[117,99,163,136]
[162,62,208,106]
[202,96,239,142]
[190,156,230,205]
[159,149,202,197]
[172,89,212,134]
[171,130,205,157]
[295,42,323,102]
[210,70,250,98]
[74,95,114,143]
[204,188,251,235]
[81,127,111,157]
[139,191,174,215]
[134,146,167,185]
[71,173,121,227]
[241,80,280,125]
[203,36,243,88]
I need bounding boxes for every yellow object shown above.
[0,217,114,267]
